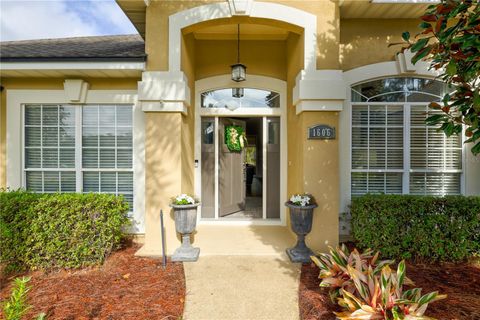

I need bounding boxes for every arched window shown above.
[351,77,462,196]
[201,88,280,109]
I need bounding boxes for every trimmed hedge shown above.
[0,190,130,271]
[351,194,480,262]
[0,191,43,272]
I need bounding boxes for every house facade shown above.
[1,0,479,256]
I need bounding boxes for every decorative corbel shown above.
[63,79,89,104]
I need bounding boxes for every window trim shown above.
[349,79,465,197]
[7,89,145,234]
[22,104,134,203]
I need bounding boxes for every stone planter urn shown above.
[285,201,318,263]
[170,202,200,262]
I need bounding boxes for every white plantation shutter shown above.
[351,105,404,195]
[82,105,134,209]
[24,104,134,210]
[350,77,462,197]
[24,105,76,192]
[410,105,461,195]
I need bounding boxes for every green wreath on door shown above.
[225,125,247,152]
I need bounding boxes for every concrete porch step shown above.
[136,225,296,258]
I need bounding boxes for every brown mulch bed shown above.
[299,260,480,320]
[0,244,185,320]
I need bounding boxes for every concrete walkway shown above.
[183,255,301,320]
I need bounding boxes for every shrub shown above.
[351,194,480,262]
[0,190,43,272]
[0,190,130,271]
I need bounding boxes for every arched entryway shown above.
[195,75,287,225]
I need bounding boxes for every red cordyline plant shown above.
[335,261,447,320]
[311,247,446,319]
[311,244,395,300]
[394,0,480,154]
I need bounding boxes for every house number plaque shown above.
[308,125,336,140]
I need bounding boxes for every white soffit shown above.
[0,61,145,78]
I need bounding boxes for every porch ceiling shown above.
[192,23,289,41]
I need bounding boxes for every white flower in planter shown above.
[173,194,197,205]
[289,194,312,207]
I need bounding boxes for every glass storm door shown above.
[200,116,280,220]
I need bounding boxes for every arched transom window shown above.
[351,77,462,196]
[201,88,280,109]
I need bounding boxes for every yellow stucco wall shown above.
[145,0,224,71]
[264,0,340,69]
[144,112,183,253]
[144,0,340,71]
[195,39,287,80]
[340,19,422,71]
[300,112,339,251]
[286,32,304,226]
[181,33,196,195]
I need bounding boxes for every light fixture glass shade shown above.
[232,87,244,98]
[231,63,247,82]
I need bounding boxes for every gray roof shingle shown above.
[0,34,146,62]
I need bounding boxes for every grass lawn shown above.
[299,258,480,320]
[0,244,185,319]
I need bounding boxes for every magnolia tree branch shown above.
[393,0,480,154]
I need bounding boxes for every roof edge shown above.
[0,56,147,63]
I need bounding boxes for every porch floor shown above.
[192,225,295,256]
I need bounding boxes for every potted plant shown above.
[170,194,200,262]
[285,194,317,263]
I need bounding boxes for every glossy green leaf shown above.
[411,38,429,53]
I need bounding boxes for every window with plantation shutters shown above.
[351,77,462,197]
[24,105,76,192]
[24,104,134,210]
[410,105,462,195]
[82,105,133,208]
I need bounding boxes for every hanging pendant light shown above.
[232,87,244,98]
[231,24,246,82]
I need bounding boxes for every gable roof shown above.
[0,34,146,62]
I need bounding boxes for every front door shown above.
[219,118,246,217]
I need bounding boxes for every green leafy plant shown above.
[0,190,130,271]
[396,0,480,154]
[351,194,480,262]
[225,125,247,152]
[335,261,446,320]
[2,277,32,320]
[311,245,395,301]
